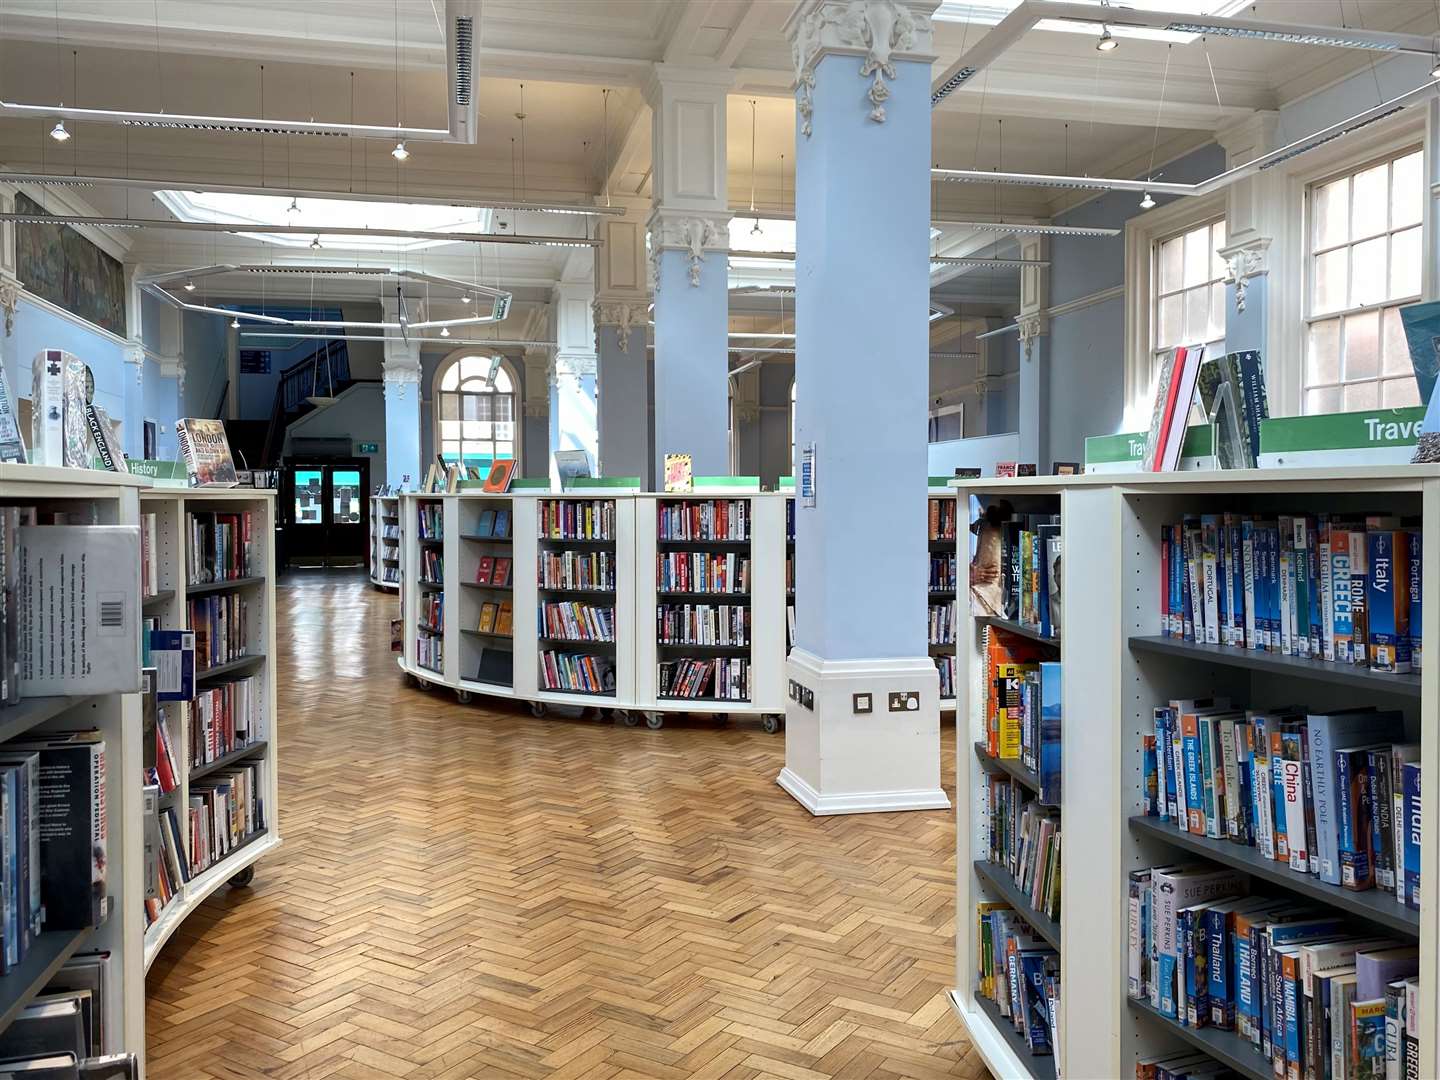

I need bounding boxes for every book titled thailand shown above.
[174,419,238,487]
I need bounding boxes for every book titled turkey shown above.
[174,419,238,488]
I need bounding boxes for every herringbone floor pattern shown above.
[145,571,983,1080]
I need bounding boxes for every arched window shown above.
[433,352,519,467]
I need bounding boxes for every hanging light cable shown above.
[749,99,762,236]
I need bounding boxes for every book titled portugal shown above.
[174,419,238,487]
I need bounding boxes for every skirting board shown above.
[776,767,951,816]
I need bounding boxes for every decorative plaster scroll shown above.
[554,352,598,380]
[788,1,934,135]
[0,275,20,337]
[382,362,422,402]
[593,300,648,353]
[124,342,145,389]
[1221,242,1268,314]
[1016,313,1047,362]
[650,214,727,288]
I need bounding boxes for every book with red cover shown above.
[476,556,495,585]
[493,557,512,588]
[481,459,517,493]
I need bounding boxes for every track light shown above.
[391,141,409,161]
[230,317,241,328]
[750,218,763,236]
[1096,27,1118,51]
[440,327,450,337]
[49,120,70,142]
[1140,191,1156,209]
[183,279,196,292]
[460,292,471,304]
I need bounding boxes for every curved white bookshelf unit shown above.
[396,484,789,729]
[138,488,281,973]
[370,494,400,591]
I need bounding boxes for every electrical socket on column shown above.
[887,691,920,712]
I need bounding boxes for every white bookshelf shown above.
[930,486,959,712]
[949,467,1440,1080]
[370,494,399,591]
[138,488,281,973]
[0,467,149,1069]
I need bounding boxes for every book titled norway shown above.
[5,731,106,930]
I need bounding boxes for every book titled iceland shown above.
[175,418,238,487]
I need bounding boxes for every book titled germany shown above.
[174,419,238,487]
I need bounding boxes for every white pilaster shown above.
[549,274,599,484]
[382,333,422,490]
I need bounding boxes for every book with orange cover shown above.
[983,627,1051,757]
[493,557,512,588]
[496,601,514,635]
[478,602,499,633]
[482,459,517,493]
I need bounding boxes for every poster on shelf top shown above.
[664,453,693,493]
[174,418,238,487]
[554,449,592,490]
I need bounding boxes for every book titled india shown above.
[174,419,238,487]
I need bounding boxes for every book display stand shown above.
[138,489,280,971]
[949,467,1438,1080]
[397,489,788,729]
[369,494,399,590]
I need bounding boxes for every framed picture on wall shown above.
[143,419,158,461]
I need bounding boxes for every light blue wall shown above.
[182,310,228,419]
[0,297,126,441]
[142,357,180,460]
[286,382,386,483]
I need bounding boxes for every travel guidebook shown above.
[174,419,238,487]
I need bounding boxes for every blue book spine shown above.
[1408,529,1422,670]
[1183,724,1204,832]
[1234,928,1255,1039]
[1038,662,1062,806]
[1236,724,1254,847]
[1231,520,1246,647]
[1403,762,1421,910]
[1159,952,1180,1019]
[1144,736,1158,817]
[1259,526,1273,649]
[1170,525,1184,638]
[1199,718,1218,838]
[1335,749,1356,859]
[1331,536,1354,663]
[1162,710,1178,821]
[1367,529,1412,672]
[1183,910,1202,1027]
[1216,520,1230,645]
[1206,908,1231,1028]
[1282,959,1302,1071]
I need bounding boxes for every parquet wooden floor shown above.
[145,571,984,1080]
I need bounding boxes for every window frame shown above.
[430,349,522,466]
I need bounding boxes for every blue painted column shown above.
[383,340,421,490]
[650,239,729,476]
[778,1,949,816]
[594,309,652,482]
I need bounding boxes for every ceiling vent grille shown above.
[453,16,474,106]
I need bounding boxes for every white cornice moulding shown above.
[1047,283,1125,320]
[16,289,129,348]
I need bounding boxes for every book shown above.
[174,419,238,487]
[476,510,496,537]
[1351,998,1387,1080]
[496,601,513,636]
[478,602,498,634]
[0,360,25,465]
[1307,710,1403,887]
[493,557,512,588]
[475,557,494,585]
[1355,946,1418,1002]
[30,350,66,467]
[481,459,517,493]
[663,453,693,493]
[495,510,511,538]
[1143,344,1205,472]
[1400,763,1420,910]
[84,405,127,473]
[1367,527,1412,673]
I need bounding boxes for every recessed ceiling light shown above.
[392,141,409,161]
[1096,28,1118,51]
[1139,191,1156,209]
[49,121,70,142]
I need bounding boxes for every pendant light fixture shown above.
[391,141,409,161]
[183,279,196,292]
[230,316,241,328]
[50,120,70,141]
[310,236,322,249]
[440,327,450,337]
[1096,28,1118,51]
[1139,191,1156,209]
[748,99,762,237]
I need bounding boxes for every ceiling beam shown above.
[662,1,719,65]
[717,1,767,69]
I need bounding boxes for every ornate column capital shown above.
[1219,238,1270,313]
[593,300,649,353]
[784,1,937,136]
[382,362,422,402]
[1016,312,1048,361]
[648,209,731,288]
[0,273,22,337]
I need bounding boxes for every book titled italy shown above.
[175,419,238,487]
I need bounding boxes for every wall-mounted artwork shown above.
[15,193,126,336]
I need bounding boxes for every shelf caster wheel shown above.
[455,689,473,704]
[761,715,782,735]
[645,712,664,730]
[228,866,255,888]
[529,701,548,718]
[416,678,431,692]
[622,712,640,727]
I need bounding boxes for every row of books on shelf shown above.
[188,593,249,672]
[417,504,443,540]
[657,553,750,594]
[141,512,160,598]
[420,594,443,634]
[539,650,614,694]
[184,511,257,585]
[928,601,955,647]
[983,630,1061,773]
[190,676,260,770]
[1135,1051,1248,1080]
[478,601,515,636]
[1142,699,1419,907]
[657,657,749,701]
[657,603,748,647]
[470,508,512,539]
[985,776,1062,921]
[658,498,749,541]
[540,499,613,541]
[381,523,399,540]
[936,654,955,699]
[929,553,957,592]
[0,730,107,973]
[416,634,442,673]
[1126,863,1422,1080]
[475,556,513,587]
[970,505,1062,640]
[540,601,609,642]
[141,674,178,796]
[929,498,958,542]
[380,559,398,585]
[188,761,264,876]
[420,549,443,584]
[1159,513,1422,674]
[975,902,1059,1058]
[141,786,187,928]
[538,550,612,591]
[0,949,134,1078]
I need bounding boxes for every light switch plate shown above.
[853,692,872,714]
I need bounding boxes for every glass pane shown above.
[457,356,483,380]
[1183,226,1211,288]
[1312,248,1347,315]
[1208,282,1226,342]
[1343,380,1379,411]
[493,368,514,393]
[1305,320,1341,387]
[1383,377,1420,407]
[1391,151,1423,229]
[461,395,480,421]
[1157,293,1182,348]
[440,419,461,439]
[1351,163,1388,239]
[441,440,460,458]
[1389,226,1421,300]
[439,393,459,421]
[495,396,515,421]
[293,469,323,525]
[1306,385,1341,414]
[331,469,360,522]
[1383,306,1410,376]
[1158,236,1183,293]
[1210,221,1227,279]
[1350,237,1387,307]
[1344,310,1380,381]
[1313,177,1348,249]
[1184,286,1208,342]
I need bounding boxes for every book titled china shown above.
[174,419,238,487]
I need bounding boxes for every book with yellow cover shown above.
[496,600,513,636]
[478,602,499,634]
[995,661,1037,760]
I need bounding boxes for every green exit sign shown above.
[356,442,379,454]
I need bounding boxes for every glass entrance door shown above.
[283,459,370,567]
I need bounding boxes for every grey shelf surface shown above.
[972,859,1060,950]
[1128,636,1420,696]
[462,581,513,591]
[1128,815,1419,937]
[1128,998,1268,1080]
[190,739,269,783]
[460,628,513,642]
[460,533,512,543]
[195,653,265,683]
[143,589,176,607]
[972,742,1055,807]
[970,992,1057,1080]
[185,576,265,597]
[0,927,91,1033]
[0,695,98,745]
[978,616,1059,648]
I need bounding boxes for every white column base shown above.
[777,649,951,816]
